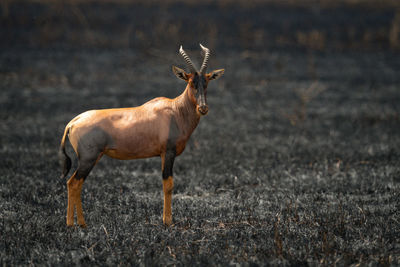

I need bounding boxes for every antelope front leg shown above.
[161,150,175,226]
[162,176,174,226]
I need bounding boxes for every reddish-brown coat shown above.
[67,82,200,160]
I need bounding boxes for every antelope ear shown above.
[207,69,225,80]
[172,66,189,81]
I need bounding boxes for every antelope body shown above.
[59,44,224,227]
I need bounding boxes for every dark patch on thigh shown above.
[77,126,111,157]
[75,158,98,180]
[166,116,179,153]
[75,127,111,180]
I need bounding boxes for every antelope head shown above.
[172,44,224,116]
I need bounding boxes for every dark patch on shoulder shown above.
[167,116,179,152]
[163,116,179,179]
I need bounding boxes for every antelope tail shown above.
[59,126,72,179]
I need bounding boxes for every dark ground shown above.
[1,1,400,266]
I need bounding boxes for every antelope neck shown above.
[173,84,200,136]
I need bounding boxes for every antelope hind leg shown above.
[66,153,101,227]
[67,173,85,227]
[66,173,77,226]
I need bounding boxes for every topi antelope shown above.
[59,44,224,227]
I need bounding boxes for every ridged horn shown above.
[179,45,197,73]
[199,43,210,74]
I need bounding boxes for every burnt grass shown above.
[1,1,400,266]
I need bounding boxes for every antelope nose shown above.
[198,105,208,115]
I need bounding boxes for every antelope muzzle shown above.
[198,104,208,115]
[196,88,208,115]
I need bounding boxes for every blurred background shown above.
[2,0,399,120]
[1,0,400,51]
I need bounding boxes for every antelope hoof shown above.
[66,219,74,227]
[77,218,87,228]
[163,216,172,226]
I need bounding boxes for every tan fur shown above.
[67,84,199,160]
